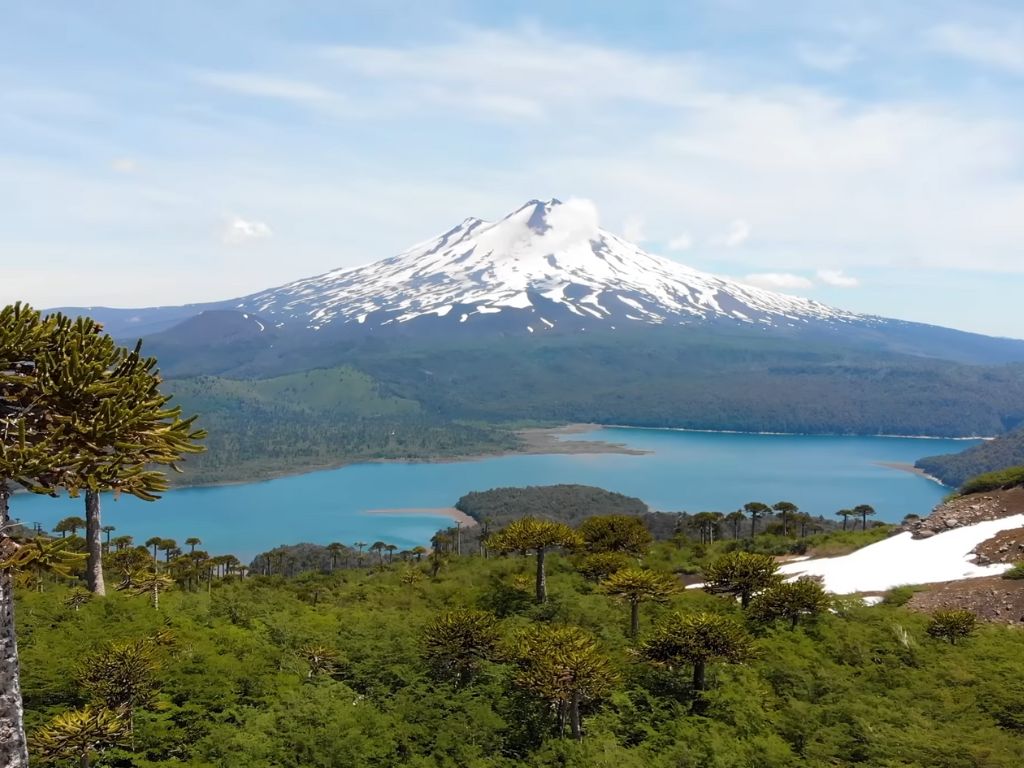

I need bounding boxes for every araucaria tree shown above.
[748,577,831,629]
[421,609,502,686]
[702,551,781,608]
[638,611,752,693]
[926,609,978,645]
[744,502,770,538]
[509,625,617,740]
[578,514,652,556]
[1,304,204,765]
[487,518,581,603]
[854,504,876,531]
[601,568,679,638]
[772,501,798,537]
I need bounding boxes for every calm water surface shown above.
[10,428,977,559]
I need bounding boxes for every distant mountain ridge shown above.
[51,198,1024,366]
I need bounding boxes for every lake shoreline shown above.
[158,422,979,493]
[876,462,949,487]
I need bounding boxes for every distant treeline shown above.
[917,427,1024,487]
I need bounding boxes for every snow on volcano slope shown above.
[233,198,870,333]
[778,515,1024,593]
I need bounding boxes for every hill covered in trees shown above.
[917,427,1024,487]
[15,524,1024,768]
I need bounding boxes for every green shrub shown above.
[960,465,1024,495]
[1001,562,1024,580]
[882,585,916,606]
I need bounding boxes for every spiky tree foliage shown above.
[744,502,770,539]
[421,609,502,686]
[110,535,133,552]
[158,539,177,564]
[601,568,679,637]
[1,537,86,593]
[297,644,341,679]
[638,611,752,692]
[748,577,831,629]
[101,526,116,552]
[64,588,93,612]
[578,514,652,556]
[185,537,202,553]
[702,551,781,608]
[854,504,876,531]
[53,516,86,538]
[118,569,174,610]
[508,625,617,740]
[487,518,582,603]
[144,537,161,563]
[77,639,159,742]
[30,706,128,768]
[574,552,632,582]
[772,501,798,536]
[926,609,978,645]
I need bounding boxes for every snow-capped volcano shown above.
[232,198,865,334]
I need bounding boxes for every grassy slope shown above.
[17,531,1024,767]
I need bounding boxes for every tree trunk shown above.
[842,516,847,531]
[85,490,106,596]
[630,601,640,638]
[569,691,582,740]
[535,547,547,604]
[692,660,707,692]
[0,482,30,768]
[80,752,90,768]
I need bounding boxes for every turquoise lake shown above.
[8,427,978,560]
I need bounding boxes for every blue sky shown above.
[2,1,1023,338]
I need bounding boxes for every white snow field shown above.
[778,515,1024,594]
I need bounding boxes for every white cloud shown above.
[796,42,859,72]
[927,23,1024,76]
[742,272,814,291]
[668,233,693,251]
[816,269,860,287]
[713,219,751,248]
[111,157,138,174]
[195,71,340,105]
[540,197,600,249]
[222,216,272,245]
[622,214,646,242]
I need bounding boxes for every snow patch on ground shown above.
[779,515,1024,593]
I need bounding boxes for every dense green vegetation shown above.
[144,330,1024,486]
[918,428,1024,487]
[959,466,1024,495]
[456,485,649,527]
[162,368,516,486]
[14,525,1024,767]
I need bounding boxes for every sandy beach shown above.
[876,461,948,486]
[363,507,478,527]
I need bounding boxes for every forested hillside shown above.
[16,527,1024,767]
[918,428,1024,487]
[163,368,516,485]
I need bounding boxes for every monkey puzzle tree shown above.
[926,609,978,645]
[578,514,652,556]
[118,569,174,610]
[744,502,770,539]
[702,551,781,608]
[854,504,876,531]
[421,609,502,686]
[836,509,853,531]
[77,638,159,743]
[601,568,679,638]
[487,518,582,603]
[30,706,128,768]
[724,510,746,539]
[772,501,798,537]
[574,551,632,582]
[53,516,86,538]
[508,624,617,740]
[748,577,831,629]
[638,611,752,693]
